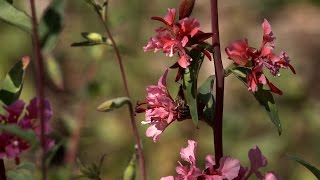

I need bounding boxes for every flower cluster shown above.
[0,98,54,159]
[144,8,211,70]
[136,69,179,142]
[161,140,280,180]
[225,19,295,95]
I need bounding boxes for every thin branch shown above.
[210,0,224,163]
[29,0,47,179]
[95,10,147,180]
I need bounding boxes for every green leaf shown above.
[39,0,66,52]
[0,124,39,148]
[182,49,204,126]
[7,162,35,180]
[6,0,13,4]
[123,153,137,180]
[97,97,130,112]
[197,75,215,123]
[229,66,282,134]
[287,154,320,179]
[0,0,32,33]
[45,55,64,89]
[0,57,30,105]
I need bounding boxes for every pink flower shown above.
[161,140,240,180]
[225,39,251,66]
[144,8,211,70]
[203,156,241,180]
[225,19,295,95]
[140,69,178,142]
[0,98,54,159]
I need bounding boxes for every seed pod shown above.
[179,0,195,19]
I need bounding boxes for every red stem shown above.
[210,0,224,163]
[0,159,7,180]
[97,12,146,180]
[29,0,47,179]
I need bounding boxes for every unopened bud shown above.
[179,0,195,19]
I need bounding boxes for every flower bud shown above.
[179,0,195,19]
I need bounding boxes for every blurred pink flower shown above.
[225,19,295,95]
[161,140,240,180]
[141,69,178,142]
[0,98,54,159]
[144,8,211,69]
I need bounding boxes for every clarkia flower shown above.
[225,19,296,95]
[161,140,241,180]
[139,69,179,142]
[161,141,281,180]
[0,98,54,159]
[144,8,212,71]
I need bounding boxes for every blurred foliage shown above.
[0,0,320,180]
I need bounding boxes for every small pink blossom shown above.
[144,8,211,70]
[225,19,295,95]
[140,69,178,142]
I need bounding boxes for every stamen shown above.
[169,45,174,57]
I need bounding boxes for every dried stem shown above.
[29,0,47,179]
[210,0,224,163]
[0,159,6,180]
[96,10,147,180]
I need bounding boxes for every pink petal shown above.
[180,140,197,165]
[145,121,169,142]
[248,146,267,172]
[225,39,250,66]
[158,68,169,87]
[264,171,282,180]
[218,156,241,180]
[164,8,176,26]
[178,55,190,68]
[160,176,175,180]
[205,155,216,168]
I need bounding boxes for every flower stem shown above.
[0,159,7,180]
[96,11,147,180]
[29,0,47,179]
[210,0,224,163]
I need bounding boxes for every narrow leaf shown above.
[197,75,215,123]
[45,55,64,89]
[287,154,320,179]
[0,0,32,33]
[97,97,130,112]
[182,49,204,126]
[39,0,66,52]
[123,152,137,180]
[229,66,282,134]
[0,57,30,105]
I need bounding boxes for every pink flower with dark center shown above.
[225,19,295,95]
[144,8,212,70]
[140,69,178,142]
[0,98,54,159]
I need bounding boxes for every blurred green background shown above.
[1,0,320,179]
